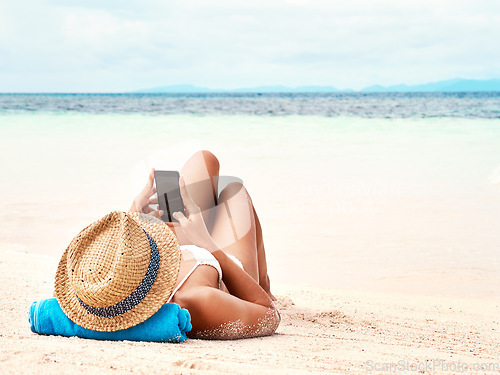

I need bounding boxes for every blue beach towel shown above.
[29,298,191,343]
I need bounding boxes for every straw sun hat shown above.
[54,211,181,332]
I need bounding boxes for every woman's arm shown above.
[129,168,163,218]
[212,249,275,308]
[173,227,280,339]
[175,285,280,339]
[175,239,280,339]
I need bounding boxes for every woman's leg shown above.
[210,182,276,299]
[211,182,258,281]
[180,150,220,233]
[180,150,275,298]
[253,206,275,299]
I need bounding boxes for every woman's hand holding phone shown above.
[129,168,164,219]
[130,170,216,250]
[170,177,219,253]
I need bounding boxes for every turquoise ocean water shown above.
[1,93,499,297]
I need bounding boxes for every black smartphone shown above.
[154,170,185,222]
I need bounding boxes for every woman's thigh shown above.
[180,150,219,231]
[210,183,259,282]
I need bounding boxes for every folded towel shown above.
[29,298,191,343]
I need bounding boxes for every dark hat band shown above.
[75,229,160,318]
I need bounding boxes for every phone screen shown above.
[154,171,184,222]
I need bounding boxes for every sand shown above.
[1,114,499,373]
[1,248,499,375]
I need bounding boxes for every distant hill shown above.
[134,78,500,93]
[230,85,343,93]
[134,84,342,93]
[361,78,500,92]
[135,84,213,93]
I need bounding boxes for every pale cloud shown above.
[0,0,499,91]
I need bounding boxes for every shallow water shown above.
[1,105,499,296]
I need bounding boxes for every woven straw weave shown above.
[54,211,180,332]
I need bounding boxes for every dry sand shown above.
[1,249,499,374]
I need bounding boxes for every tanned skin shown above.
[129,151,279,339]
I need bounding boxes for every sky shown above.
[0,0,499,92]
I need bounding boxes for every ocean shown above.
[1,93,499,297]
[1,92,500,117]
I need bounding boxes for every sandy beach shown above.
[1,248,499,374]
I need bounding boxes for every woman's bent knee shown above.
[200,150,220,174]
[219,182,247,203]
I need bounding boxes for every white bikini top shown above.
[167,245,223,303]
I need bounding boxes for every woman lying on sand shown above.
[55,150,279,340]
[127,150,280,339]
